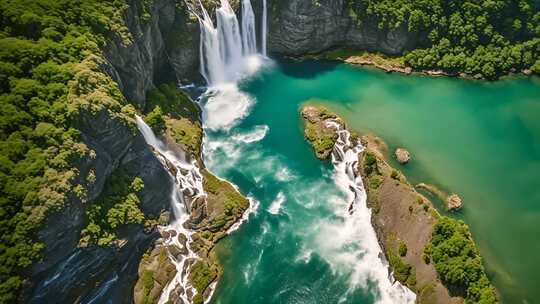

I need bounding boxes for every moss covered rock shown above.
[300,104,342,159]
[133,246,177,304]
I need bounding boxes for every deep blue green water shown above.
[203,60,540,304]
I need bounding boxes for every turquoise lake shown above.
[203,59,540,304]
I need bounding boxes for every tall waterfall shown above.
[241,0,257,55]
[262,0,267,56]
[198,0,267,86]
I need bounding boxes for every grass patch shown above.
[165,117,202,157]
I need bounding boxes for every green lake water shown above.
[204,59,540,304]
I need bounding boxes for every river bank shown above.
[296,49,535,79]
[300,104,498,303]
[132,85,251,304]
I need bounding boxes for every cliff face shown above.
[24,1,195,302]
[104,0,201,107]
[264,0,416,56]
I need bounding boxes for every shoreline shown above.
[293,49,535,80]
[299,103,498,303]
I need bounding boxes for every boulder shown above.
[394,148,411,164]
[446,194,463,211]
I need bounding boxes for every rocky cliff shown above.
[24,1,201,302]
[263,0,417,56]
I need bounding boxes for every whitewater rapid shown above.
[136,116,202,304]
[324,120,416,303]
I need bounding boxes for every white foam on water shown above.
[311,121,416,304]
[227,197,260,235]
[268,192,286,215]
[203,84,254,131]
[275,167,295,182]
[232,125,269,143]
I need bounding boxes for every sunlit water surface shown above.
[203,59,540,304]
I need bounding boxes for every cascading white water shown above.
[199,6,225,85]
[261,0,267,56]
[136,116,205,304]
[326,120,416,304]
[241,0,257,55]
[198,0,265,86]
[216,0,243,66]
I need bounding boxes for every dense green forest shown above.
[352,0,540,78]
[425,217,498,303]
[0,0,138,302]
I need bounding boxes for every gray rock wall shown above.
[264,0,416,56]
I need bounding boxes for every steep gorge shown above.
[14,0,533,302]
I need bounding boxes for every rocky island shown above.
[300,104,498,304]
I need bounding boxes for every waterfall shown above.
[216,0,243,65]
[262,0,267,56]
[199,5,225,85]
[326,120,417,304]
[241,0,257,55]
[198,0,266,86]
[135,116,205,304]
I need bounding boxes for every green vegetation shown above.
[79,170,149,247]
[399,241,408,257]
[424,217,498,303]
[303,122,338,159]
[0,0,139,301]
[144,83,203,156]
[301,105,339,159]
[363,151,382,213]
[189,259,218,304]
[166,118,203,157]
[145,83,200,122]
[202,169,250,219]
[350,0,540,78]
[387,249,416,288]
[144,105,166,133]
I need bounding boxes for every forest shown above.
[352,0,540,78]
[0,0,137,302]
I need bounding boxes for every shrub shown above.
[399,242,408,257]
[144,105,166,134]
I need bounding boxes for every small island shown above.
[300,104,497,304]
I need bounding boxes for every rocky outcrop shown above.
[300,104,342,159]
[416,183,463,211]
[446,193,463,211]
[265,0,417,56]
[133,246,177,304]
[103,0,201,107]
[26,109,174,303]
[394,148,411,164]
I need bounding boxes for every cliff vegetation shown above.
[0,0,140,301]
[348,0,540,78]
